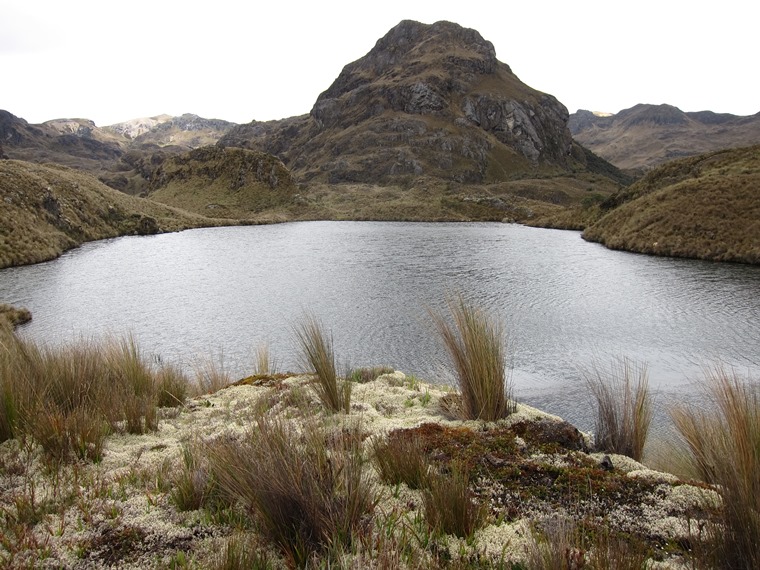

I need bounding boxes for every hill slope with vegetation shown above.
[582,145,760,263]
[147,146,301,220]
[569,104,760,171]
[0,159,221,268]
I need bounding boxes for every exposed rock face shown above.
[219,20,576,184]
[569,104,760,170]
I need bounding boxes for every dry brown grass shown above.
[207,415,378,567]
[583,145,760,264]
[0,327,190,461]
[585,357,652,461]
[671,367,760,569]
[525,516,649,570]
[252,342,277,376]
[192,353,233,396]
[421,463,487,539]
[371,430,429,489]
[431,295,513,421]
[294,314,351,413]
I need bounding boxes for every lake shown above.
[2,221,759,433]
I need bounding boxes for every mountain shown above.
[582,145,760,264]
[569,104,760,171]
[0,110,237,193]
[219,20,620,187]
[0,111,124,172]
[104,113,235,149]
[0,159,220,268]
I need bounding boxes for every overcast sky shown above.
[2,0,758,127]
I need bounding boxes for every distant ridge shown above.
[582,145,760,264]
[569,104,760,170]
[0,109,238,195]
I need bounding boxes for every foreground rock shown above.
[0,372,718,568]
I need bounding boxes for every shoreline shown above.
[0,371,718,568]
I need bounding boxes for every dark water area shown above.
[2,221,759,434]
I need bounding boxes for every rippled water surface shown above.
[2,222,759,432]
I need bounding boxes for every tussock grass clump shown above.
[350,365,395,383]
[294,314,351,413]
[192,353,232,396]
[207,415,378,567]
[671,368,760,570]
[432,296,513,421]
[0,327,188,461]
[252,342,277,376]
[211,534,275,570]
[525,517,649,570]
[171,443,219,512]
[585,357,652,461]
[422,463,487,539]
[155,363,190,408]
[371,431,429,489]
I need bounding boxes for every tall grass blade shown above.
[431,295,513,421]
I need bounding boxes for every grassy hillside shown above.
[0,159,223,268]
[148,146,300,220]
[582,145,760,263]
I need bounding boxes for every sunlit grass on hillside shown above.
[584,145,760,264]
[0,159,222,269]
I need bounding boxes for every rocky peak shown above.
[618,104,688,127]
[43,118,98,138]
[222,20,578,184]
[317,20,498,104]
[105,115,173,140]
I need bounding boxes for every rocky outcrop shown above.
[146,146,299,218]
[219,20,578,184]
